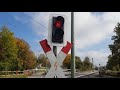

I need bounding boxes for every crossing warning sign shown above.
[40,39,72,78]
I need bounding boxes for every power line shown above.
[22,12,48,30]
[24,12,48,24]
[6,12,48,33]
[23,12,48,22]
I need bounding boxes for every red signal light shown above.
[52,16,64,43]
[55,21,62,28]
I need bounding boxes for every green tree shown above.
[63,54,83,70]
[0,33,2,61]
[83,56,92,71]
[37,54,51,68]
[107,23,120,71]
[75,56,83,70]
[0,26,18,71]
[0,26,37,71]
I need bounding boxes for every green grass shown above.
[0,74,28,78]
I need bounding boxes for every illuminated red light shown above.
[55,21,62,28]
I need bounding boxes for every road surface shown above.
[28,70,117,78]
[76,71,116,78]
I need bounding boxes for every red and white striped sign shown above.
[40,39,72,78]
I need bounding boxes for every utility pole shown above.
[92,58,94,72]
[71,12,75,78]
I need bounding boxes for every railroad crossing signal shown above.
[52,16,64,43]
[48,14,67,47]
[40,39,72,78]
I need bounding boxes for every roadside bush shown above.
[0,63,5,71]
[105,70,120,77]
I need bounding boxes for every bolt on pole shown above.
[71,12,75,78]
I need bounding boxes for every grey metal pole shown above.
[71,12,75,78]
[53,46,57,78]
[53,46,57,57]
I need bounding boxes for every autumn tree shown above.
[107,23,120,71]
[0,26,37,71]
[63,54,71,69]
[16,38,37,70]
[0,26,18,71]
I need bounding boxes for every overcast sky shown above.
[0,12,120,66]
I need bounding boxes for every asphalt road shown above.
[28,70,99,78]
[78,72,100,78]
[28,70,117,78]
[77,72,116,78]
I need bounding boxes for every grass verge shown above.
[0,74,28,78]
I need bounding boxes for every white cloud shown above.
[74,12,120,49]
[30,12,120,66]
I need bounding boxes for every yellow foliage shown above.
[63,54,71,65]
